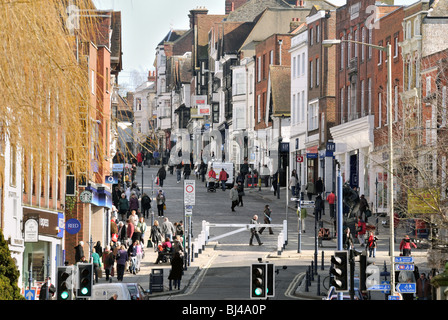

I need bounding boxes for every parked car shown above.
[91,283,132,300]
[126,283,150,300]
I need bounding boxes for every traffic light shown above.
[330,250,348,292]
[77,263,93,298]
[266,263,275,298]
[250,263,267,299]
[57,266,74,300]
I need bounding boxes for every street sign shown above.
[388,295,401,300]
[112,163,124,172]
[395,264,415,271]
[105,175,118,184]
[25,290,36,300]
[296,155,304,163]
[367,284,391,291]
[394,256,414,263]
[65,218,81,235]
[396,283,416,293]
[184,180,195,205]
[300,200,315,208]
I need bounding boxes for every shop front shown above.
[22,207,64,297]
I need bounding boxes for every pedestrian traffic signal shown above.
[77,263,93,298]
[250,263,267,299]
[57,266,74,300]
[330,251,348,292]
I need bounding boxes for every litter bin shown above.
[149,269,164,293]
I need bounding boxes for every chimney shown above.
[148,71,156,82]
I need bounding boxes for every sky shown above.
[92,0,413,92]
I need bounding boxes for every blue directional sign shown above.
[394,256,414,263]
[367,284,390,291]
[25,290,36,300]
[396,283,416,293]
[395,264,415,271]
[388,295,400,300]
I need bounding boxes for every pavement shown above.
[96,182,433,300]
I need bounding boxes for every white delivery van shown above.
[91,283,132,300]
[208,161,234,188]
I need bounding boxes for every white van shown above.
[91,283,132,300]
[208,161,234,187]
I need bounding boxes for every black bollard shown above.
[321,251,325,270]
[317,275,321,296]
[311,262,315,281]
[305,270,309,292]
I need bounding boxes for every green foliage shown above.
[0,229,25,300]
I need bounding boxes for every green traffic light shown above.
[60,291,69,300]
[254,287,263,296]
[81,287,89,295]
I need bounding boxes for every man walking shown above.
[249,215,263,246]
[229,185,239,212]
[326,191,336,219]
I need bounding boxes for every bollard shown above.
[317,275,321,296]
[310,262,314,281]
[321,250,325,270]
[305,270,309,292]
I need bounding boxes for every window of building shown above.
[257,94,261,123]
[341,36,345,69]
[316,58,319,87]
[310,60,313,88]
[308,101,318,130]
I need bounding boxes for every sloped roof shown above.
[270,65,290,116]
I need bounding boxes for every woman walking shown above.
[156,189,166,217]
[150,220,163,252]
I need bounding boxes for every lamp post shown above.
[323,39,395,296]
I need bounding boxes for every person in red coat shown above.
[218,168,228,191]
[399,235,417,256]
[137,152,143,166]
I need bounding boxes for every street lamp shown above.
[322,38,395,297]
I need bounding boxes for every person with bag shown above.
[115,245,128,281]
[219,168,228,191]
[259,205,273,235]
[92,247,102,284]
[137,216,147,245]
[156,189,166,217]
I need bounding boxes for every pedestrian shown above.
[314,194,323,221]
[110,216,118,243]
[367,231,378,258]
[129,209,139,227]
[229,184,239,212]
[157,165,166,187]
[137,151,143,167]
[161,217,175,242]
[135,240,143,272]
[168,252,184,290]
[175,220,184,239]
[289,172,298,197]
[416,273,431,300]
[102,245,114,282]
[126,218,134,246]
[343,227,355,250]
[74,241,84,264]
[183,162,191,180]
[38,277,56,300]
[326,191,336,219]
[305,179,315,200]
[218,168,227,191]
[356,216,367,246]
[176,162,183,183]
[315,177,323,197]
[399,235,417,256]
[118,193,129,221]
[92,247,102,284]
[237,181,245,206]
[117,221,127,244]
[128,193,139,218]
[141,193,151,219]
[200,160,207,182]
[299,207,307,233]
[150,220,163,251]
[156,189,166,217]
[137,216,147,245]
[155,238,172,264]
[132,226,142,244]
[115,245,128,281]
[272,172,278,196]
[359,194,369,220]
[172,235,184,256]
[259,205,274,235]
[249,215,263,246]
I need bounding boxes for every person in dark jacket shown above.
[118,193,129,221]
[168,252,184,290]
[141,193,151,219]
[157,166,166,187]
[74,241,84,263]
